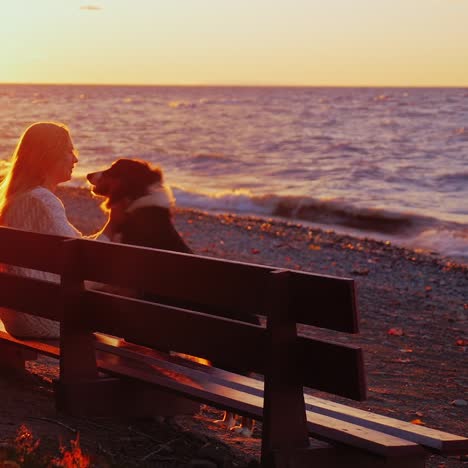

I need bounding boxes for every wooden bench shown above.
[0,226,466,467]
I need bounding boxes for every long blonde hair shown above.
[0,122,71,221]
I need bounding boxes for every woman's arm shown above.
[8,188,111,240]
[4,189,81,237]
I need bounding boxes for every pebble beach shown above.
[0,185,466,467]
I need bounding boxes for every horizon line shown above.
[0,81,467,89]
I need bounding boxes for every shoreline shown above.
[62,181,468,266]
[59,185,467,269]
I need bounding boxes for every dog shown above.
[87,158,256,436]
[87,158,191,253]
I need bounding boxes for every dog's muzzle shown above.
[86,171,103,185]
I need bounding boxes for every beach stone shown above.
[451,399,467,407]
[351,267,369,276]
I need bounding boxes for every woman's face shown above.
[47,137,79,186]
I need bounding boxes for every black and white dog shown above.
[87,158,191,253]
[87,158,256,436]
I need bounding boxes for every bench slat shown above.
[0,228,65,273]
[290,271,358,332]
[0,274,63,321]
[82,289,267,373]
[304,396,468,456]
[76,239,358,332]
[91,347,424,458]
[97,340,467,456]
[298,336,366,401]
[201,366,467,456]
[0,331,60,358]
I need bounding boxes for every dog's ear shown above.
[150,166,163,185]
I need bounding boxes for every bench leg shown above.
[261,271,310,466]
[0,341,37,374]
[54,377,200,418]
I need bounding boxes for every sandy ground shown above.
[0,186,466,467]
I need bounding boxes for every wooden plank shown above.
[205,365,466,455]
[75,238,358,332]
[90,349,425,458]
[305,412,426,458]
[297,336,366,401]
[81,289,267,372]
[97,327,365,402]
[0,227,65,273]
[289,271,358,332]
[303,396,468,456]
[196,364,466,455]
[97,340,467,456]
[0,331,60,358]
[0,273,63,321]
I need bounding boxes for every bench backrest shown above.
[0,227,366,401]
[72,238,359,332]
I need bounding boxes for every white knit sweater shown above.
[0,187,83,338]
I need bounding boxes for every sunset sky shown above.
[1,0,467,87]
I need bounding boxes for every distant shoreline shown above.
[1,82,467,89]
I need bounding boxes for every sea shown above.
[0,84,467,263]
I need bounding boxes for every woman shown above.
[0,122,109,338]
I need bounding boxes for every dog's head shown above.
[87,159,163,208]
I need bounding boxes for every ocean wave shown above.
[198,97,246,105]
[271,197,427,235]
[171,187,468,261]
[436,171,468,189]
[408,228,468,262]
[191,152,233,163]
[323,142,364,154]
[171,187,438,236]
[168,97,247,109]
[373,94,394,102]
[63,179,468,262]
[173,187,270,215]
[168,100,198,109]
